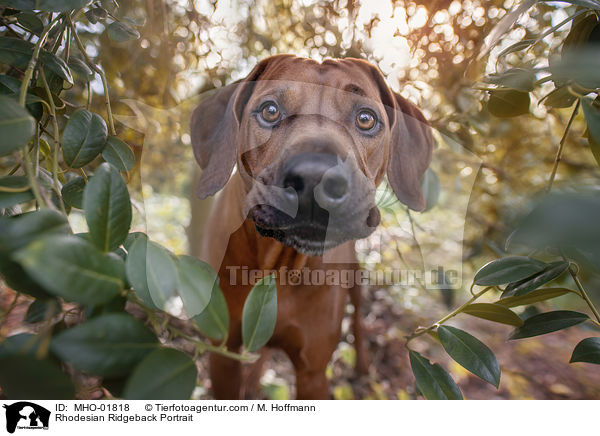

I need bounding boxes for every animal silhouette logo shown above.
[2,402,50,434]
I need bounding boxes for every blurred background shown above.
[4,0,600,399]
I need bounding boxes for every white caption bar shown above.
[0,400,597,436]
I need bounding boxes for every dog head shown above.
[191,55,433,255]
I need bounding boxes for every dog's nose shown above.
[281,152,351,215]
[316,166,350,205]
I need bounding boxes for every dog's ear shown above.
[191,83,239,198]
[386,92,434,211]
[349,58,433,211]
[191,56,291,198]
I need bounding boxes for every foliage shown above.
[0,1,277,400]
[404,0,600,399]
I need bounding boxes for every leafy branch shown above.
[405,1,600,399]
[0,3,278,400]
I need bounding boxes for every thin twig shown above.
[547,100,580,192]
[405,286,493,343]
[86,80,92,110]
[40,71,68,216]
[67,15,116,135]
[13,151,48,209]
[564,258,600,324]
[394,241,428,293]
[405,207,426,271]
[16,17,62,208]
[78,168,88,182]
[18,17,61,107]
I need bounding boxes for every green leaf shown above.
[102,136,135,172]
[474,256,547,286]
[0,74,43,106]
[462,303,523,327]
[506,192,600,251]
[62,109,108,168]
[83,163,132,252]
[496,39,535,60]
[125,234,156,309]
[551,47,600,89]
[125,238,180,311]
[61,176,86,209]
[496,287,573,308]
[85,6,108,23]
[102,377,128,397]
[541,86,577,108]
[0,37,73,84]
[50,313,158,377]
[0,209,70,253]
[16,12,43,35]
[107,21,141,42]
[478,0,537,59]
[0,333,42,359]
[0,356,75,399]
[242,274,278,352]
[85,293,127,319]
[420,168,440,212]
[484,68,535,92]
[375,182,398,212]
[176,255,217,318]
[192,282,229,342]
[25,298,60,323]
[0,252,51,299]
[14,234,124,306]
[68,57,94,83]
[122,348,197,400]
[570,337,600,364]
[0,95,36,156]
[562,13,598,55]
[0,0,92,11]
[0,176,33,209]
[503,261,569,298]
[550,0,600,10]
[509,310,589,340]
[146,241,179,309]
[438,325,501,387]
[409,350,463,400]
[106,251,127,282]
[123,231,146,250]
[123,16,146,27]
[487,89,530,118]
[582,97,600,145]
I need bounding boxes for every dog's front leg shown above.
[209,325,243,399]
[210,352,242,399]
[295,368,330,400]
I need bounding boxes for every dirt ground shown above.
[2,285,599,400]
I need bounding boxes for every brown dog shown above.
[190,55,433,399]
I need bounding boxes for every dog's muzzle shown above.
[248,151,380,256]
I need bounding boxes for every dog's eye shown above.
[356,110,377,131]
[259,102,281,124]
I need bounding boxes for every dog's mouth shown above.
[248,204,377,256]
[254,222,341,256]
